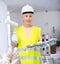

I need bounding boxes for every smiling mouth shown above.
[27,21,31,22]
[26,21,31,24]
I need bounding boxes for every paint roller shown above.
[5,20,18,27]
[5,12,18,27]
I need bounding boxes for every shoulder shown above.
[32,25,41,31]
[14,25,23,31]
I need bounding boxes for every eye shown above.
[25,15,28,17]
[29,15,32,17]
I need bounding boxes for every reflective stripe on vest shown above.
[20,56,41,60]
[18,47,40,52]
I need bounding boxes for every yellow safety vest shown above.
[14,25,42,64]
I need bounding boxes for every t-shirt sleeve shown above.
[12,32,18,43]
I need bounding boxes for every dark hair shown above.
[22,12,34,14]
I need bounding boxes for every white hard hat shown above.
[21,5,34,14]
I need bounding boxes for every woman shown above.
[12,5,42,64]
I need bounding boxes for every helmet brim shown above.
[22,12,34,14]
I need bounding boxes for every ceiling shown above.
[3,0,60,12]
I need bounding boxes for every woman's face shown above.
[22,13,33,26]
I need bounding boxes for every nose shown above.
[27,16,31,20]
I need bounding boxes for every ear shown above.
[21,15,24,19]
[21,15,24,21]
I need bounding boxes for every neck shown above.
[24,24,32,28]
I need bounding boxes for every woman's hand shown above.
[11,43,18,47]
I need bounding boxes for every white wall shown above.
[0,1,7,22]
[10,11,60,39]
[0,1,8,55]
[32,11,60,38]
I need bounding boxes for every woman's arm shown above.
[38,36,42,42]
